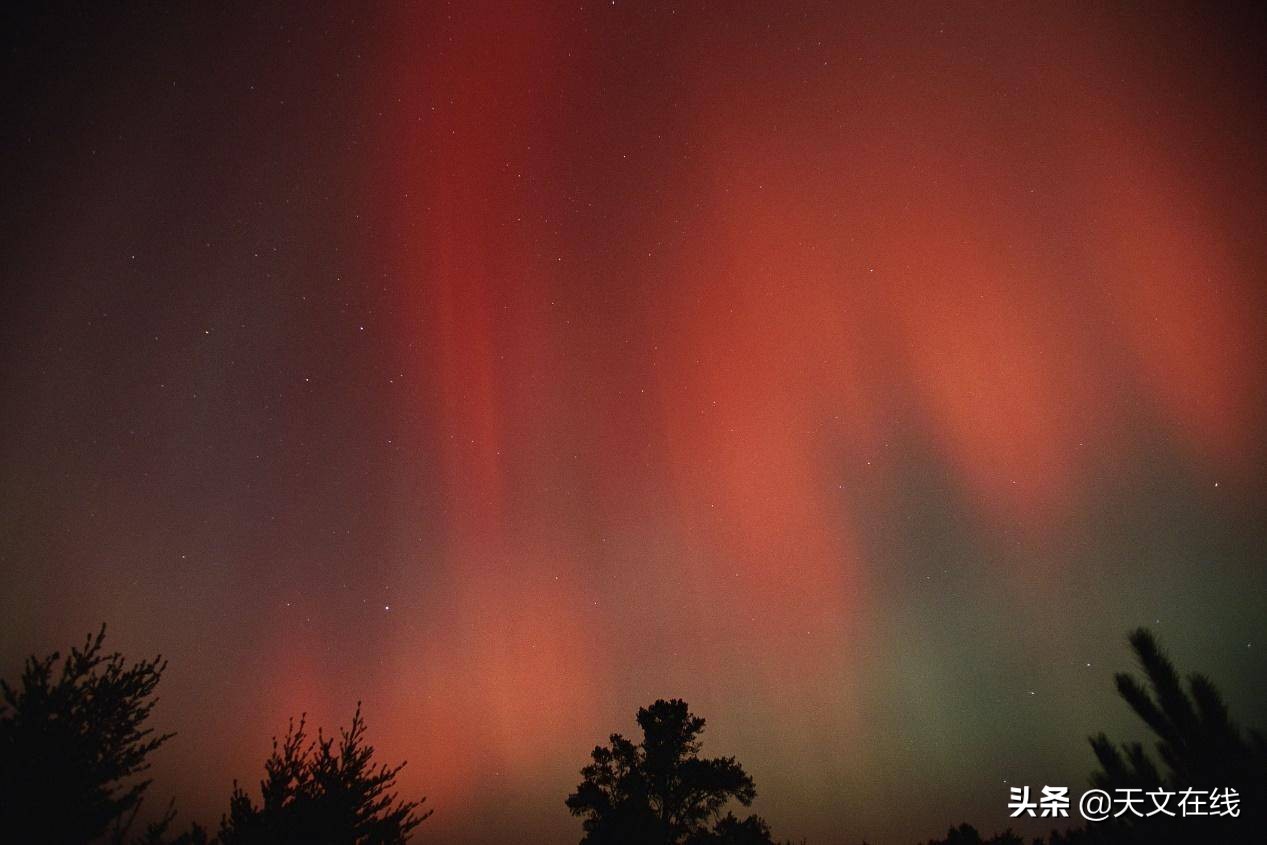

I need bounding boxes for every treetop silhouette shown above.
[218,702,431,845]
[0,624,174,843]
[1087,626,1265,842]
[924,627,1266,844]
[566,698,775,845]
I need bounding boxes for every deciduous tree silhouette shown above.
[218,702,430,844]
[0,624,174,843]
[566,698,775,845]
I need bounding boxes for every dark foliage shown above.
[693,812,780,844]
[925,627,1266,845]
[218,702,431,844]
[0,625,174,843]
[129,800,211,845]
[1083,627,1266,843]
[919,824,1023,845]
[566,698,775,845]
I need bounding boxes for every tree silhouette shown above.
[919,627,1265,845]
[693,812,780,844]
[1085,627,1266,843]
[128,800,210,845]
[0,624,174,843]
[919,824,1023,845]
[218,702,431,844]
[566,698,775,845]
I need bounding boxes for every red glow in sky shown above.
[2,3,1266,843]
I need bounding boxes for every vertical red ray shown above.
[371,4,606,827]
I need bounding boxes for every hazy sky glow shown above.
[3,3,1266,843]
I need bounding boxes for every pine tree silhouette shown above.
[1086,627,1266,843]
[919,627,1265,845]
[0,625,174,843]
[218,702,430,844]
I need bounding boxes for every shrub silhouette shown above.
[566,698,775,845]
[218,702,430,844]
[919,824,1023,845]
[0,624,174,843]
[693,812,780,844]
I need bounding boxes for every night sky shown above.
[3,2,1267,843]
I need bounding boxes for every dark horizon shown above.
[2,622,1263,843]
[3,2,1267,843]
